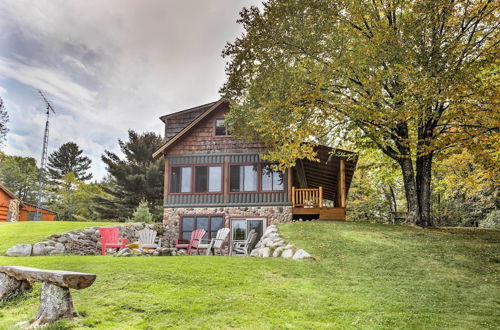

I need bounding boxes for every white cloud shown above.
[0,0,261,179]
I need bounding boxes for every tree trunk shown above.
[416,153,433,227]
[398,157,420,225]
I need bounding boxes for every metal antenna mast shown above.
[35,90,55,221]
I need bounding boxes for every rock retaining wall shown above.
[5,223,170,257]
[250,225,312,260]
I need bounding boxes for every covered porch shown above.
[288,145,357,221]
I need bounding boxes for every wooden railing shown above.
[292,187,323,208]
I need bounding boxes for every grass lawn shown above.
[0,221,498,329]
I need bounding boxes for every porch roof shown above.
[298,145,358,201]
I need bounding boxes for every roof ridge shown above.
[159,101,218,121]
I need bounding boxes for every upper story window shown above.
[170,166,192,193]
[195,166,222,193]
[261,164,284,191]
[215,118,230,136]
[230,164,258,192]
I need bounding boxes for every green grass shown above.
[0,221,498,329]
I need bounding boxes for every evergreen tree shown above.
[0,97,9,147]
[131,200,153,223]
[95,130,164,222]
[47,142,92,182]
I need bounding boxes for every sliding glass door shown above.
[231,218,265,246]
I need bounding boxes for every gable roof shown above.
[160,101,218,142]
[0,183,20,200]
[152,99,225,159]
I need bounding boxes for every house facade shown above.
[153,100,357,244]
[0,183,56,222]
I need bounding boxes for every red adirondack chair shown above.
[175,229,206,255]
[99,227,128,255]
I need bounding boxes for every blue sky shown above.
[0,0,260,179]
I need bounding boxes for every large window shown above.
[180,216,224,240]
[230,165,258,192]
[195,166,222,193]
[261,164,284,191]
[170,166,192,193]
[231,218,265,249]
[215,118,230,136]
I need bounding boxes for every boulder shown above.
[281,249,294,258]
[272,247,285,258]
[261,247,270,258]
[32,242,50,256]
[49,243,65,255]
[6,244,32,257]
[292,249,312,260]
[116,248,131,257]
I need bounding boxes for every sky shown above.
[0,0,261,180]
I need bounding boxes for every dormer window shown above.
[215,118,230,136]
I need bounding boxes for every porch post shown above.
[340,159,346,208]
[224,156,229,203]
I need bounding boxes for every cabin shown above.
[153,99,357,243]
[0,183,56,222]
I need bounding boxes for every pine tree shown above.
[131,200,153,223]
[47,142,92,182]
[95,130,164,221]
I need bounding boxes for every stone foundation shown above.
[163,205,293,243]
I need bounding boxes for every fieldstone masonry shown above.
[163,205,293,241]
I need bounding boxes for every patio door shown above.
[231,218,266,246]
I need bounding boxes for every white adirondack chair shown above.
[197,228,230,256]
[230,229,257,256]
[138,228,161,249]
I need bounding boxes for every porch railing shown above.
[292,187,323,208]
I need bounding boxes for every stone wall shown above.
[163,205,293,242]
[5,223,170,256]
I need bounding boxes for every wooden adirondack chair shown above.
[229,229,257,256]
[99,227,128,255]
[175,229,206,255]
[197,228,230,256]
[138,228,161,249]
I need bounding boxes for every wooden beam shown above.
[340,159,346,208]
[224,156,229,203]
[163,157,169,205]
[287,168,292,202]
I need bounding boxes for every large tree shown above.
[47,142,92,182]
[0,96,9,147]
[95,130,164,221]
[221,0,499,226]
[0,155,39,203]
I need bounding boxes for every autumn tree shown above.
[95,130,164,221]
[221,0,499,226]
[47,142,92,182]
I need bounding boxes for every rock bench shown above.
[0,266,96,327]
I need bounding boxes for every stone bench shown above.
[0,266,96,327]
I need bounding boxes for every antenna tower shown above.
[35,90,55,221]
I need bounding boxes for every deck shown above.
[291,187,346,221]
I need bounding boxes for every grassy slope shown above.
[0,221,498,329]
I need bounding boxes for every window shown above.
[28,211,37,221]
[230,165,258,192]
[261,164,284,191]
[231,218,265,249]
[215,118,230,136]
[195,166,222,193]
[180,216,224,240]
[170,166,192,193]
